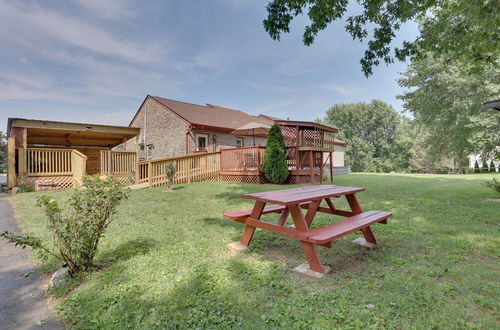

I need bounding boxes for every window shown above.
[146,144,154,160]
[236,137,244,148]
[196,134,208,151]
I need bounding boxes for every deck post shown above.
[107,149,112,176]
[18,148,27,177]
[319,152,323,184]
[309,150,314,183]
[7,138,15,188]
[148,161,152,187]
[329,151,333,183]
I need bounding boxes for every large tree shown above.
[321,100,412,172]
[263,0,498,76]
[398,53,499,170]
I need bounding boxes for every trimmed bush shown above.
[262,124,289,184]
[489,160,496,173]
[481,161,489,172]
[474,160,480,173]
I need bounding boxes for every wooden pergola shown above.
[7,118,140,189]
[220,120,340,184]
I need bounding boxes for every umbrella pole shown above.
[253,129,256,146]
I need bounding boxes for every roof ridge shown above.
[151,95,206,108]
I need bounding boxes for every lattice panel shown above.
[300,128,323,148]
[110,174,135,184]
[25,176,74,190]
[280,125,298,147]
[219,174,268,184]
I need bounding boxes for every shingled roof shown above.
[131,95,275,131]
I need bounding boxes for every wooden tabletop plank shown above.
[244,185,335,199]
[242,185,365,205]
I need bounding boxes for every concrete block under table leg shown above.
[352,237,376,249]
[226,241,249,252]
[292,263,331,279]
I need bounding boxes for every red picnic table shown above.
[223,185,392,276]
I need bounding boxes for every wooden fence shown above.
[140,151,220,187]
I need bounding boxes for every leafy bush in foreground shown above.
[1,175,129,274]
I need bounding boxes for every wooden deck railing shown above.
[25,148,73,176]
[220,146,265,174]
[71,150,87,188]
[136,161,150,184]
[100,151,137,183]
[140,151,220,187]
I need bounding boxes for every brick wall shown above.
[126,97,187,159]
[188,129,267,153]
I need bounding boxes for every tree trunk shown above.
[454,153,463,174]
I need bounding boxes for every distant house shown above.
[126,95,347,168]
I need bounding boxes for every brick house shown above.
[125,95,348,174]
[126,95,276,160]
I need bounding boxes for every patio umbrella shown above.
[231,122,271,146]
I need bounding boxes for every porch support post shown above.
[309,150,314,183]
[329,151,333,183]
[18,148,26,177]
[7,138,15,188]
[107,149,112,176]
[319,152,323,184]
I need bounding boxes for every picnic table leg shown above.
[289,205,328,274]
[301,242,327,273]
[346,193,363,214]
[276,208,289,226]
[361,226,377,244]
[325,198,336,213]
[240,201,266,246]
[305,200,321,227]
[346,194,377,247]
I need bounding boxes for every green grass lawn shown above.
[11,173,500,329]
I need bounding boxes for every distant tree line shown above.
[320,53,498,174]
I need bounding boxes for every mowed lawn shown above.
[11,173,500,329]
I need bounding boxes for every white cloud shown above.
[322,83,359,96]
[0,1,166,63]
[75,0,136,20]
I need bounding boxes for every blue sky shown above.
[0,0,418,132]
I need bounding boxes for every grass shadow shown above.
[98,237,158,264]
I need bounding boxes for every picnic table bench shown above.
[223,185,392,276]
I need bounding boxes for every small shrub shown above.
[262,124,289,184]
[489,160,496,173]
[474,160,480,173]
[17,175,35,193]
[1,175,129,275]
[165,162,177,189]
[481,161,488,173]
[482,178,500,194]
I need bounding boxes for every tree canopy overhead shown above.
[263,0,499,76]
